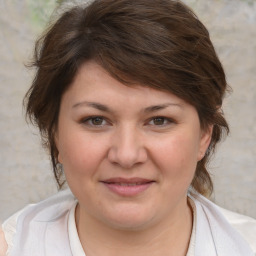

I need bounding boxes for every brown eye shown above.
[148,117,173,126]
[153,117,166,125]
[81,116,107,127]
[91,117,104,125]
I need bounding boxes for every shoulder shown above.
[0,210,22,256]
[0,190,75,255]
[0,227,7,256]
[219,207,256,254]
[188,191,256,254]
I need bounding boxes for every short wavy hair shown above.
[25,0,229,197]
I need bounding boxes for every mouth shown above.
[101,178,155,196]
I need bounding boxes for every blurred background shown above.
[0,0,255,222]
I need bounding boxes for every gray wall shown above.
[0,0,255,222]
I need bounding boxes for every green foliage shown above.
[26,0,57,31]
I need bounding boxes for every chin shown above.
[100,206,157,231]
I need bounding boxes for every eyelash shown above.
[148,116,174,126]
[80,116,175,128]
[80,116,108,127]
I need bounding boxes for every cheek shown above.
[151,133,199,178]
[59,137,106,199]
[58,133,107,178]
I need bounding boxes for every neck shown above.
[75,197,193,256]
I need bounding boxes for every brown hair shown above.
[25,0,229,196]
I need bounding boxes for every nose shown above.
[107,125,148,169]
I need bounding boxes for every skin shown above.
[56,60,212,256]
[0,228,7,255]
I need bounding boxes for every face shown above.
[56,61,212,231]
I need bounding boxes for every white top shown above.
[186,198,196,256]
[68,202,85,256]
[1,189,255,256]
[67,198,196,256]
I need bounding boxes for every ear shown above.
[54,131,63,164]
[197,125,213,161]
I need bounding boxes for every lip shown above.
[101,177,155,197]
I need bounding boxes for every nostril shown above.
[107,145,148,169]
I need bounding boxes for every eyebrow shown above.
[72,101,183,113]
[144,103,183,113]
[72,101,110,111]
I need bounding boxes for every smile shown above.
[114,183,146,186]
[101,178,155,196]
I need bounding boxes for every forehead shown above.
[63,61,187,109]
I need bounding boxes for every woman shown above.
[1,0,255,255]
